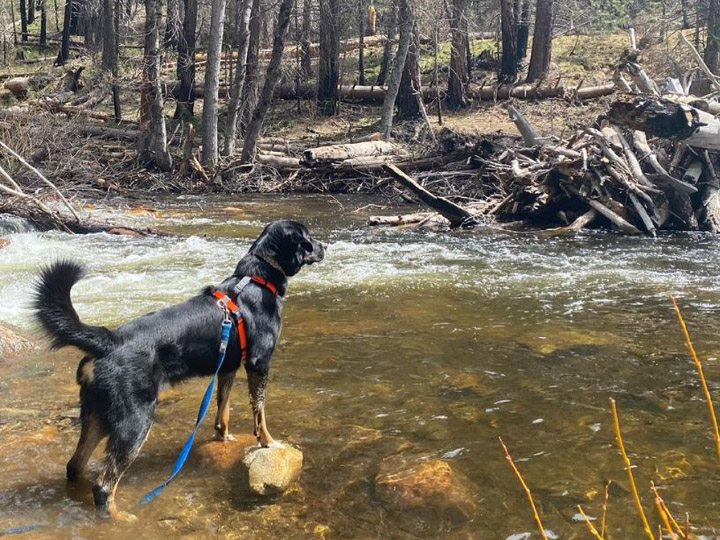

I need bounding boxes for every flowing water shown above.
[2,195,720,540]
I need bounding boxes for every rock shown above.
[195,434,257,475]
[242,442,303,496]
[374,455,477,525]
[0,322,37,359]
[3,77,30,99]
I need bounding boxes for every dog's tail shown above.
[34,260,117,357]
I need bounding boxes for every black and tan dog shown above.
[34,220,324,518]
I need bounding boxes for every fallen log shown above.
[302,140,398,166]
[608,96,720,150]
[368,212,436,226]
[381,163,477,227]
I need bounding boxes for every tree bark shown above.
[20,0,28,42]
[138,0,172,172]
[376,0,397,86]
[317,0,340,115]
[40,0,47,45]
[223,0,253,156]
[447,0,468,109]
[499,0,518,82]
[200,0,228,169]
[174,0,197,119]
[516,0,529,59]
[55,0,71,64]
[526,0,553,81]
[28,0,35,24]
[358,0,366,85]
[300,0,312,76]
[241,0,294,163]
[101,0,116,71]
[165,0,181,48]
[397,26,420,119]
[239,0,262,133]
[704,0,720,93]
[379,0,413,139]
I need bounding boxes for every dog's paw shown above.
[113,510,138,523]
[215,432,235,442]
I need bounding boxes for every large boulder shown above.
[242,442,303,496]
[374,455,477,525]
[0,322,36,360]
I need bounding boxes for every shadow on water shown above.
[2,195,720,538]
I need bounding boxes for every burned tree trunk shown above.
[357,0,366,85]
[447,0,468,109]
[101,0,116,71]
[318,0,340,115]
[499,0,518,82]
[55,0,71,63]
[376,0,397,85]
[174,0,197,119]
[223,0,253,156]
[138,0,172,172]
[241,0,294,162]
[20,0,28,42]
[526,0,554,81]
[200,0,228,169]
[28,0,35,24]
[516,0,529,59]
[379,0,413,139]
[40,0,47,45]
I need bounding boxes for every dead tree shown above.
[447,0,468,109]
[55,0,71,63]
[101,0,115,71]
[526,0,554,81]
[241,0,294,162]
[376,0,397,85]
[499,0,518,82]
[301,0,312,76]
[174,0,198,119]
[138,0,172,172]
[20,0,28,41]
[379,0,413,139]
[223,0,253,156]
[200,0,228,169]
[318,0,340,115]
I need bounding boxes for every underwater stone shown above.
[242,442,303,496]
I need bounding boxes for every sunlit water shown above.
[2,195,720,539]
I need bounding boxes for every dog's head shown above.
[249,220,325,276]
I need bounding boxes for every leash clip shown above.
[216,299,232,323]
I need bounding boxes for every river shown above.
[1,194,720,539]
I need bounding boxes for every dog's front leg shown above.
[247,370,274,447]
[214,371,236,441]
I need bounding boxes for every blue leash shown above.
[139,319,233,505]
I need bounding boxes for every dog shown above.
[33,220,325,518]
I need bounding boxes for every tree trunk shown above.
[40,0,47,45]
[101,0,116,71]
[499,0,518,82]
[200,0,227,169]
[241,0,294,162]
[526,0,553,81]
[173,0,197,119]
[164,0,180,48]
[112,0,121,122]
[28,0,35,25]
[358,0,366,85]
[239,0,262,133]
[55,0,71,64]
[447,0,468,109]
[397,26,420,119]
[222,0,253,156]
[20,0,28,42]
[376,0,397,85]
[379,0,413,139]
[516,0,529,59]
[300,0,312,76]
[138,0,172,172]
[704,0,720,93]
[317,0,339,115]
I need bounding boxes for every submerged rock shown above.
[242,442,303,496]
[196,435,258,475]
[0,322,36,360]
[374,455,477,524]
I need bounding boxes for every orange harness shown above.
[211,275,280,362]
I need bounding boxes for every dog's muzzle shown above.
[304,241,326,264]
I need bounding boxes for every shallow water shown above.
[2,194,720,539]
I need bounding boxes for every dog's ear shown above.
[291,232,313,253]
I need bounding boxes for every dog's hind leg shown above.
[214,371,236,441]
[247,371,274,447]
[93,413,153,521]
[67,413,104,482]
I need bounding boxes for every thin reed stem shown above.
[651,482,679,540]
[670,296,720,468]
[610,398,656,540]
[600,480,611,539]
[577,505,604,540]
[499,437,550,540]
